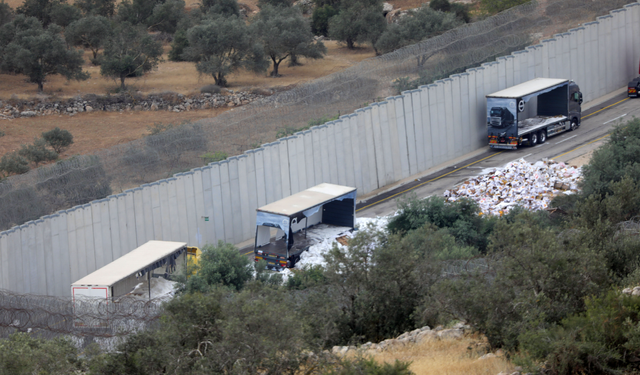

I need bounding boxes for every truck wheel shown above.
[570,120,578,131]
[538,131,546,144]
[530,132,538,146]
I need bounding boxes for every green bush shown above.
[18,137,58,167]
[0,151,30,177]
[0,333,85,375]
[184,241,253,292]
[200,151,228,164]
[517,291,640,374]
[42,127,73,154]
[325,356,414,375]
[311,4,338,36]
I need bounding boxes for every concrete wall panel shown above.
[192,169,207,246]
[346,115,364,191]
[66,209,79,285]
[261,143,275,203]
[56,213,71,296]
[241,152,258,235]
[228,157,244,244]
[450,75,463,157]
[182,173,198,244]
[19,225,31,293]
[378,101,394,185]
[426,85,441,165]
[310,127,323,186]
[0,232,9,291]
[149,183,163,240]
[325,123,339,184]
[33,220,46,294]
[140,185,154,243]
[276,140,291,197]
[89,201,104,269]
[301,131,315,189]
[399,93,418,176]
[333,121,348,186]
[409,90,426,172]
[82,205,96,274]
[253,148,267,207]
[8,229,23,292]
[442,79,455,159]
[370,104,387,187]
[458,73,472,153]
[219,161,235,243]
[209,163,226,242]
[286,137,299,194]
[355,110,372,193]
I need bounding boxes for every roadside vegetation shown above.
[4,118,640,374]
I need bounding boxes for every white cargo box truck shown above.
[71,240,187,328]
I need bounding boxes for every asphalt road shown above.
[356,92,639,218]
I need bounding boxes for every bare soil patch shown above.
[0,41,375,159]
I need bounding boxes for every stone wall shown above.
[0,91,265,119]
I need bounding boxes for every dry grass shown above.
[365,335,514,375]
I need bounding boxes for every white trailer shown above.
[71,240,187,328]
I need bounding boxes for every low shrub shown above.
[200,84,222,94]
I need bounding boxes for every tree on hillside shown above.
[0,16,88,91]
[168,10,203,61]
[429,0,470,22]
[42,127,73,153]
[183,15,268,86]
[311,4,338,37]
[328,0,386,50]
[480,0,528,14]
[200,0,239,17]
[100,22,163,90]
[65,16,112,62]
[0,1,14,27]
[16,0,65,26]
[146,0,185,33]
[116,0,163,26]
[581,118,640,198]
[49,3,82,27]
[252,5,326,77]
[375,6,462,55]
[183,241,253,293]
[257,0,293,9]
[75,0,116,17]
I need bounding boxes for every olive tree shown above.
[184,15,268,86]
[0,15,88,92]
[100,22,163,90]
[65,15,112,61]
[328,0,386,50]
[252,5,326,76]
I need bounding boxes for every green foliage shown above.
[0,15,89,91]
[200,0,240,17]
[257,0,293,9]
[0,1,13,27]
[253,5,326,76]
[116,0,162,26]
[49,3,81,27]
[286,264,327,290]
[185,240,253,292]
[100,21,163,90]
[387,194,495,252]
[168,28,189,61]
[375,6,462,55]
[429,0,469,22]
[146,0,185,33]
[326,356,414,375]
[425,210,608,350]
[328,0,386,51]
[65,16,111,61]
[581,118,640,198]
[184,15,268,87]
[311,4,338,36]
[200,150,227,163]
[18,137,58,166]
[42,127,73,154]
[517,291,640,374]
[75,0,116,17]
[0,151,30,177]
[146,121,175,135]
[0,333,85,375]
[480,0,529,14]
[15,0,64,26]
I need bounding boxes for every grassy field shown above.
[369,335,514,375]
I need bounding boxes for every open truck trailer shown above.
[254,183,356,270]
[71,240,188,328]
[487,78,582,149]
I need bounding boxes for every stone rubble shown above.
[444,159,582,216]
[331,322,472,355]
[0,91,265,119]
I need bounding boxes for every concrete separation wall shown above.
[2,3,640,296]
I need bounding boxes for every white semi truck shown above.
[487,78,583,149]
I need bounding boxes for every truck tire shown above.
[538,130,546,144]
[570,120,578,131]
[530,132,538,146]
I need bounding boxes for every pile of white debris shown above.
[444,159,582,216]
[128,277,177,300]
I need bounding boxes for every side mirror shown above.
[579,92,583,105]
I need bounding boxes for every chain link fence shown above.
[0,0,635,231]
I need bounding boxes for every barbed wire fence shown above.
[0,288,169,348]
[0,0,635,231]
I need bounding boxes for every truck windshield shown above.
[490,108,502,116]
